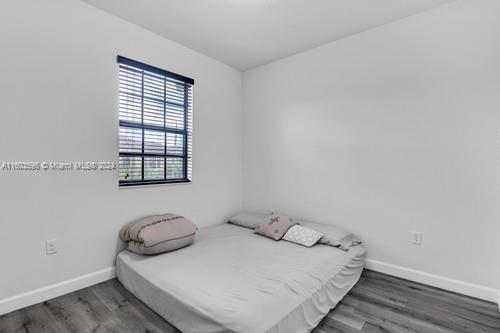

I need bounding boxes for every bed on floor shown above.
[116,222,365,333]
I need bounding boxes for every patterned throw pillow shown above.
[254,214,296,240]
[282,225,324,247]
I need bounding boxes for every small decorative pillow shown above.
[254,213,296,240]
[282,225,324,247]
[298,220,362,250]
[119,213,197,255]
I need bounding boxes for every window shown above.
[117,56,193,186]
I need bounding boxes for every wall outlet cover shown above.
[412,232,423,245]
[46,239,58,255]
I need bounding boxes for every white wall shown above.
[1,0,498,309]
[243,0,500,291]
[0,0,242,300]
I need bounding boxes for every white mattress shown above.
[116,223,365,333]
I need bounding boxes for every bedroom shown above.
[0,0,499,332]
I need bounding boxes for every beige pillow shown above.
[254,213,296,240]
[119,213,196,255]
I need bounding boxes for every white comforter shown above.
[116,223,365,333]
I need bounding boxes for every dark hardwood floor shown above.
[1,270,499,333]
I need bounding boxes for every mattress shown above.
[116,223,365,333]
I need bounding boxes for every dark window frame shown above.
[117,56,193,187]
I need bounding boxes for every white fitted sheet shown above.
[116,223,365,333]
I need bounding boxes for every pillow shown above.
[282,225,324,247]
[298,220,362,250]
[228,211,266,229]
[254,213,296,240]
[119,213,197,255]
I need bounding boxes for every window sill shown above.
[119,179,191,189]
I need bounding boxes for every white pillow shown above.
[282,225,324,247]
[228,212,266,229]
[298,220,361,250]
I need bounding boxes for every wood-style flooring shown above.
[1,270,498,333]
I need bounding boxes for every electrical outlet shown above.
[46,239,58,255]
[412,232,423,245]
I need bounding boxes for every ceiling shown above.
[82,0,454,71]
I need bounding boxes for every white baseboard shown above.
[0,267,115,316]
[1,261,498,316]
[497,292,500,312]
[365,259,499,304]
